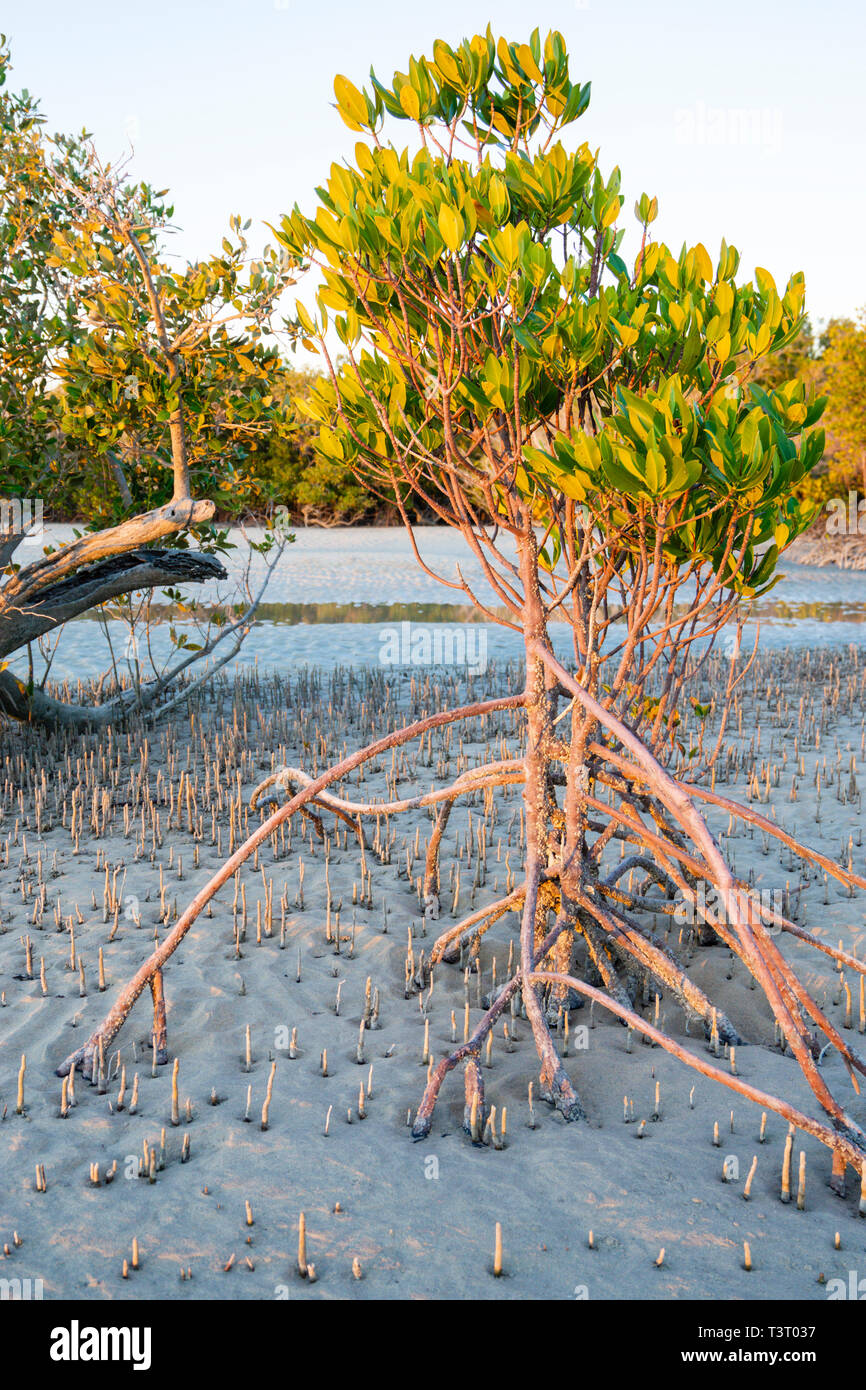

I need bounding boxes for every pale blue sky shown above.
[4,0,863,334]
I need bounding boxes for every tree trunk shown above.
[0,496,225,727]
[518,525,584,1119]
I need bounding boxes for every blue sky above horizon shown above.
[4,0,863,342]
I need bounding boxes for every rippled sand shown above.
[2,651,866,1300]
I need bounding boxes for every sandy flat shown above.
[1,649,866,1301]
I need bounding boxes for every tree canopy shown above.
[275,26,825,600]
[0,36,298,531]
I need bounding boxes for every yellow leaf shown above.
[314,207,342,244]
[296,302,315,334]
[554,470,588,502]
[693,242,713,283]
[318,286,348,312]
[398,85,421,121]
[334,74,368,130]
[355,142,375,175]
[614,322,639,348]
[438,205,462,254]
[515,43,542,82]
[755,266,777,293]
[545,86,566,117]
[432,40,462,85]
[748,323,772,356]
[496,38,522,85]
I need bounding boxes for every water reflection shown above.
[9,527,866,683]
[65,596,866,628]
